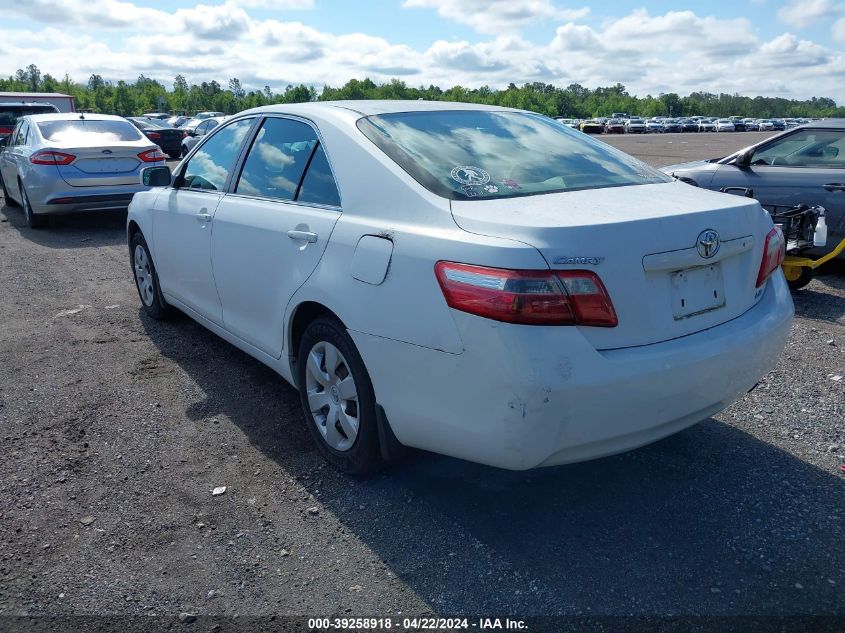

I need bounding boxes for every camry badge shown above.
[696,229,720,259]
[553,256,605,266]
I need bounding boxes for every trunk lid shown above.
[451,181,771,350]
[53,144,154,187]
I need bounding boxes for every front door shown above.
[152,117,255,324]
[713,127,845,246]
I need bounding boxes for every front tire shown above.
[130,232,171,319]
[297,316,382,475]
[20,182,47,228]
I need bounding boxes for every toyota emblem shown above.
[696,229,720,259]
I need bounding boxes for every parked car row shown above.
[125,113,229,158]
[555,115,814,134]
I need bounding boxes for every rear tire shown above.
[1,177,19,207]
[130,231,171,319]
[20,182,47,228]
[297,316,382,475]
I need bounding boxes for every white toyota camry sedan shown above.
[127,101,793,474]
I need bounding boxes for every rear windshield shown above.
[131,118,171,130]
[357,110,670,200]
[0,105,57,126]
[37,119,143,143]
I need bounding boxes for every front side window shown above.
[235,117,319,201]
[357,110,670,200]
[751,129,845,168]
[182,118,254,191]
[36,119,143,143]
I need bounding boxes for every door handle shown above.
[823,183,845,192]
[287,230,318,243]
[196,210,212,223]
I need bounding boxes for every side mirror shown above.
[734,151,751,169]
[141,165,172,187]
[0,137,7,148]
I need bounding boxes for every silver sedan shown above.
[0,113,165,228]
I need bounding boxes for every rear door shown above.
[152,117,256,324]
[711,128,845,246]
[211,116,342,358]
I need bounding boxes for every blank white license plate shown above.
[670,263,726,320]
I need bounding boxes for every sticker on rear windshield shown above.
[451,166,490,186]
[460,185,480,197]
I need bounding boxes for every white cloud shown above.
[777,0,845,28]
[0,0,168,27]
[228,0,313,7]
[403,0,589,34]
[2,2,845,103]
[173,3,252,40]
[835,17,845,43]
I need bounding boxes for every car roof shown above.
[25,112,128,123]
[242,99,514,118]
[0,102,57,108]
[803,118,845,129]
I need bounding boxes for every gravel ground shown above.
[0,132,843,631]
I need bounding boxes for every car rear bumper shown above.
[351,273,793,470]
[29,187,147,215]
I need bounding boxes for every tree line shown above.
[3,64,844,119]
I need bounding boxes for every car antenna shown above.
[79,112,85,120]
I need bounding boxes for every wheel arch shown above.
[288,301,345,365]
[127,219,142,246]
[287,299,405,464]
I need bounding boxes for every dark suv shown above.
[0,102,60,143]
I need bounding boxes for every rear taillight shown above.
[138,148,167,163]
[30,150,76,165]
[0,126,13,135]
[756,226,785,288]
[434,262,618,327]
[145,132,162,140]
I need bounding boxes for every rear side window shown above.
[182,118,254,191]
[235,118,318,201]
[12,120,29,146]
[297,144,341,207]
[37,119,143,143]
[357,110,669,200]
